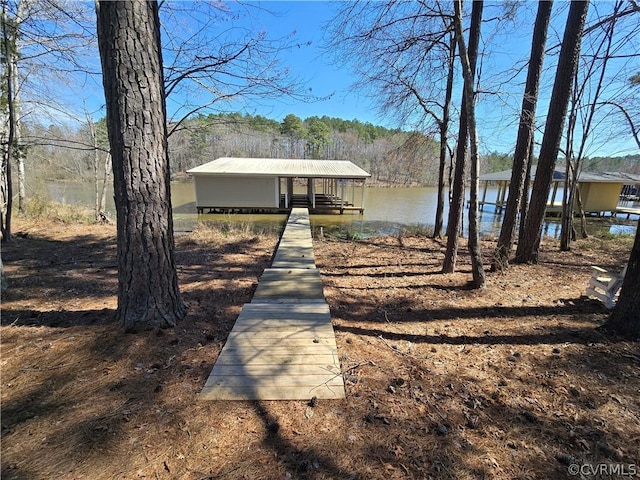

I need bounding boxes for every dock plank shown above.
[213,354,340,366]
[223,337,336,348]
[231,323,334,333]
[240,302,330,314]
[199,384,344,400]
[207,363,341,377]
[204,375,344,389]
[221,345,338,355]
[254,269,325,297]
[226,329,336,340]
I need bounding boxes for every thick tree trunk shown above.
[442,0,482,273]
[433,33,456,239]
[97,0,186,330]
[493,0,552,271]
[605,220,640,338]
[515,0,589,264]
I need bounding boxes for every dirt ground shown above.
[1,217,639,480]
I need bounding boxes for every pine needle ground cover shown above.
[2,218,638,479]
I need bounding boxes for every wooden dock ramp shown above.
[199,208,345,400]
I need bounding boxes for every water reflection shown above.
[45,182,638,238]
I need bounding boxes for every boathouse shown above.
[478,168,640,217]
[187,157,370,214]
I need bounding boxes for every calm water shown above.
[44,181,637,238]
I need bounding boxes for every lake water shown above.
[44,181,637,238]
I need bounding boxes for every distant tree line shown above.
[22,112,443,186]
[20,113,639,193]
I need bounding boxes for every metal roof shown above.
[480,167,640,183]
[187,157,371,179]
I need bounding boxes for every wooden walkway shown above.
[199,208,345,400]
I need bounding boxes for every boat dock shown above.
[199,208,346,401]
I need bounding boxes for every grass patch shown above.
[24,196,96,224]
[185,220,282,245]
[397,223,434,237]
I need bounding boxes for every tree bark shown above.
[515,0,589,264]
[96,0,186,330]
[433,33,456,239]
[518,137,534,240]
[605,219,640,338]
[560,155,578,251]
[493,0,552,271]
[12,58,25,216]
[87,114,101,222]
[453,0,485,288]
[442,0,482,273]
[1,3,16,243]
[3,1,25,216]
[99,153,110,217]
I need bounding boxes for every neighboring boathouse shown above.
[187,157,370,214]
[479,168,640,217]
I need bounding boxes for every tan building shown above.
[187,157,371,214]
[478,168,640,216]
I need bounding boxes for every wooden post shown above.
[481,180,488,211]
[550,180,560,209]
[498,180,508,214]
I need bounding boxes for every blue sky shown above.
[241,1,376,123]
[54,1,638,158]
[161,1,384,126]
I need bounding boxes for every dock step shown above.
[253,268,325,299]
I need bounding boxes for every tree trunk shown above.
[433,33,456,239]
[575,187,588,239]
[0,149,12,243]
[442,0,482,273]
[515,0,589,264]
[453,0,485,288]
[13,60,25,215]
[96,0,186,330]
[87,114,101,222]
[3,0,25,216]
[605,219,640,338]
[560,154,579,251]
[518,137,534,240]
[100,153,110,216]
[493,0,552,271]
[1,3,16,243]
[560,92,578,252]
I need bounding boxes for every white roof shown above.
[187,157,371,179]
